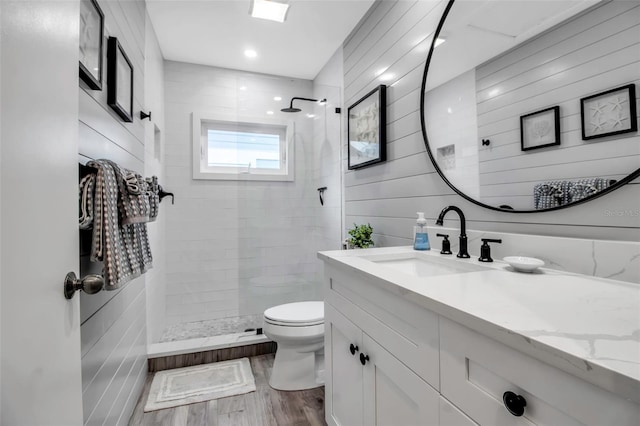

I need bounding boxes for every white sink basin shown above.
[362,252,489,278]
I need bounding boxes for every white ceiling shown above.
[146,0,376,80]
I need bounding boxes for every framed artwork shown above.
[79,0,104,90]
[580,84,637,140]
[348,85,386,170]
[520,106,560,151]
[107,37,134,122]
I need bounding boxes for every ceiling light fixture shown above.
[274,96,282,101]
[250,0,290,23]
[244,49,257,58]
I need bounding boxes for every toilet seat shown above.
[264,301,324,327]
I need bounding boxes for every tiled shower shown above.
[158,58,343,344]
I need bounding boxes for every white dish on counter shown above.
[503,256,544,272]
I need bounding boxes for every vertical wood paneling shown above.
[78,1,156,424]
[343,0,640,249]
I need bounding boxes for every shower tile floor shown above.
[160,314,264,343]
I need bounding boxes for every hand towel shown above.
[88,159,153,289]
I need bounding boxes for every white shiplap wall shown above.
[476,1,640,209]
[163,61,322,327]
[78,0,163,424]
[343,0,640,249]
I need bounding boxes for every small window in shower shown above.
[192,113,294,181]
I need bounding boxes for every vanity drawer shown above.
[440,318,640,426]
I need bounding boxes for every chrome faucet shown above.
[435,206,470,258]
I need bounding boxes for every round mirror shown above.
[421,0,639,212]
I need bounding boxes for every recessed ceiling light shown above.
[379,73,394,82]
[244,49,257,58]
[239,86,247,91]
[274,96,282,101]
[266,110,274,115]
[306,113,316,118]
[250,0,290,23]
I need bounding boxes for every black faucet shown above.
[435,206,470,258]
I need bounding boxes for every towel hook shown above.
[64,272,104,299]
[159,185,174,205]
[317,187,327,206]
[140,111,152,121]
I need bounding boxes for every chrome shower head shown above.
[280,97,326,113]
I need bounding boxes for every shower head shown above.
[281,106,302,113]
[280,97,327,113]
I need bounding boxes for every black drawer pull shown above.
[503,391,526,417]
[349,343,359,355]
[359,353,370,365]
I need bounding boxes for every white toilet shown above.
[263,301,325,391]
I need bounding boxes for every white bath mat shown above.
[144,358,256,412]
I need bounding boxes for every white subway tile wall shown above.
[163,55,343,328]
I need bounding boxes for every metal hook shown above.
[159,185,174,205]
[317,187,327,206]
[140,111,152,121]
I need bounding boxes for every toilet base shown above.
[269,345,325,391]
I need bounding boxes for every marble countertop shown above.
[318,246,640,403]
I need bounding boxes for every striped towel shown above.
[568,178,610,203]
[79,173,95,230]
[533,180,571,210]
[88,159,153,289]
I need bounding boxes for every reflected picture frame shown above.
[107,37,134,122]
[348,85,386,170]
[79,0,104,90]
[580,84,637,140]
[520,106,560,151]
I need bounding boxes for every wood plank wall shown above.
[476,1,640,208]
[343,0,640,246]
[78,0,155,424]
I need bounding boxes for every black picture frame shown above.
[347,85,386,170]
[79,0,104,90]
[107,37,134,122]
[580,84,637,140]
[520,106,561,151]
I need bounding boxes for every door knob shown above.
[359,353,370,365]
[64,272,104,299]
[503,391,527,417]
[349,343,359,355]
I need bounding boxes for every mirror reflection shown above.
[422,0,640,211]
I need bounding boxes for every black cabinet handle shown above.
[503,391,526,417]
[349,343,359,355]
[359,353,370,365]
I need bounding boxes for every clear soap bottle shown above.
[414,212,430,250]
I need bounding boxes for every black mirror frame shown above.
[419,0,640,214]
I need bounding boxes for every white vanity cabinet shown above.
[321,250,640,426]
[324,265,441,426]
[440,318,640,426]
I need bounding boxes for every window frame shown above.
[192,112,295,181]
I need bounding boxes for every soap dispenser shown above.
[414,212,430,251]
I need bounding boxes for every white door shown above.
[1,1,84,424]
[325,304,364,426]
[362,334,440,426]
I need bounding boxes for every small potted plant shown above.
[347,223,374,249]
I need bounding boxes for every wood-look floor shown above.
[129,353,327,426]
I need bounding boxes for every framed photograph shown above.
[580,84,637,140]
[520,106,560,151]
[107,37,134,122]
[348,85,386,170]
[79,0,104,90]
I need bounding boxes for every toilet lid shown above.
[264,301,324,325]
